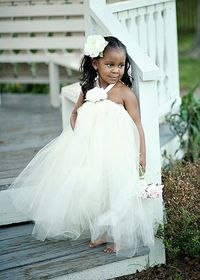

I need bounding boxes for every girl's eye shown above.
[105,63,125,68]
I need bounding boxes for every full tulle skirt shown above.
[8,100,160,257]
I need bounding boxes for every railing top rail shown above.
[108,0,173,13]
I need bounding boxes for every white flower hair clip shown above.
[83,35,108,58]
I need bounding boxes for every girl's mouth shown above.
[110,76,119,80]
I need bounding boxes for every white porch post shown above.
[49,61,60,108]
[137,79,161,184]
[61,92,75,129]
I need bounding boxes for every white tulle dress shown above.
[8,83,157,257]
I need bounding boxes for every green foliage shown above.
[166,86,200,161]
[29,33,37,54]
[1,83,49,94]
[178,32,200,90]
[164,208,200,258]
[178,33,195,53]
[160,160,200,259]
[47,32,56,53]
[179,57,200,89]
[176,0,198,33]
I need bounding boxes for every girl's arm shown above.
[123,88,146,172]
[70,91,84,130]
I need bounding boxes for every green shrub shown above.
[166,86,200,161]
[161,159,200,259]
[0,83,49,94]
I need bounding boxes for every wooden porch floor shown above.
[0,94,62,187]
[0,94,165,279]
[0,222,150,280]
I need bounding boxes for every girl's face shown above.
[92,48,126,88]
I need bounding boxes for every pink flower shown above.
[139,180,164,199]
[139,165,163,199]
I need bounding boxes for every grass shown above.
[178,33,200,89]
[179,57,200,89]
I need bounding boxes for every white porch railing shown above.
[108,0,181,120]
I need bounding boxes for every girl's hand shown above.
[139,154,146,173]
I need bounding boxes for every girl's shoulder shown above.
[114,81,136,99]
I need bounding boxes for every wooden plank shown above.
[0,19,84,33]
[0,236,93,271]
[0,223,34,241]
[0,190,31,225]
[0,168,28,180]
[0,223,149,279]
[0,54,49,63]
[0,37,85,50]
[0,247,149,280]
[0,76,77,85]
[0,94,62,184]
[0,178,13,188]
[0,4,85,17]
[0,52,80,63]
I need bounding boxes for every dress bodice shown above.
[85,83,115,103]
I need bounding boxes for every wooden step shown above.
[0,222,164,280]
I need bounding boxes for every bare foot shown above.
[88,239,107,248]
[104,244,116,254]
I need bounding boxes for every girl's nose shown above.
[112,67,119,73]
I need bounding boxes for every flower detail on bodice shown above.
[85,87,108,103]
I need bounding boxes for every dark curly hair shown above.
[80,36,133,95]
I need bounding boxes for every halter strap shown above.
[96,80,116,94]
[104,83,115,94]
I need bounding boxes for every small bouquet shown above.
[139,165,163,199]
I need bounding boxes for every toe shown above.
[88,242,95,248]
[104,246,115,254]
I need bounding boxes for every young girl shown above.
[8,35,155,257]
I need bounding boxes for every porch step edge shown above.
[51,238,165,280]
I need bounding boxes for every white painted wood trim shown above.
[61,83,80,128]
[0,37,85,50]
[49,61,61,108]
[108,0,173,13]
[0,19,85,33]
[0,4,85,17]
[0,76,77,85]
[0,53,80,70]
[137,79,162,183]
[0,55,49,63]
